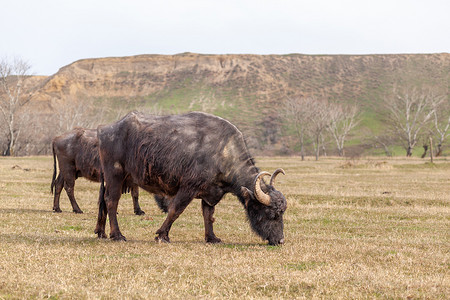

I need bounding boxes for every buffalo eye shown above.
[266,208,279,220]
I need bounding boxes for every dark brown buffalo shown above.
[51,128,145,215]
[95,111,287,245]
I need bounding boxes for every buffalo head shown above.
[241,169,287,245]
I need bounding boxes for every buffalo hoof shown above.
[134,209,145,216]
[73,209,83,214]
[206,236,222,244]
[110,232,127,241]
[53,208,62,213]
[155,235,170,243]
[96,231,107,239]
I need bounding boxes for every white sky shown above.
[1,0,449,75]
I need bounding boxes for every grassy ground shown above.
[0,156,448,299]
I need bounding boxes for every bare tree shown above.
[307,98,332,161]
[283,97,313,160]
[0,57,33,156]
[372,134,395,157]
[283,97,336,160]
[51,96,109,135]
[14,108,53,155]
[384,87,438,157]
[327,103,359,156]
[431,100,450,156]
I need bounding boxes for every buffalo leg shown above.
[201,200,221,243]
[64,177,83,214]
[52,174,64,213]
[155,189,194,243]
[94,181,108,239]
[131,186,145,215]
[105,183,126,241]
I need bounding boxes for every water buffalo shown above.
[95,111,287,245]
[51,128,145,215]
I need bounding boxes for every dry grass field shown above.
[0,156,448,299]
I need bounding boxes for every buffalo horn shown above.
[254,171,271,206]
[270,168,286,187]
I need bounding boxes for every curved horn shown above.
[270,168,286,187]
[254,171,271,206]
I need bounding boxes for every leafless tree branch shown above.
[0,57,33,156]
[327,103,360,156]
[384,86,439,156]
[283,97,314,160]
[431,99,450,156]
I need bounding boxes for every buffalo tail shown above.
[50,142,57,194]
[98,172,106,213]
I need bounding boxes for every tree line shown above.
[282,88,449,160]
[1,57,449,158]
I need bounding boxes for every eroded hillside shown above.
[25,52,450,155]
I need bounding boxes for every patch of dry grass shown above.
[0,156,449,299]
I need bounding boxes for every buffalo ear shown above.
[241,187,254,209]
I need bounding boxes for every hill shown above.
[29,53,450,156]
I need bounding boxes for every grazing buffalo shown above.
[95,111,287,245]
[51,128,145,215]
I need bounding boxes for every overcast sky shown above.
[1,0,449,75]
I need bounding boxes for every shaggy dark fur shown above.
[154,195,170,213]
[95,111,287,245]
[51,128,145,215]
